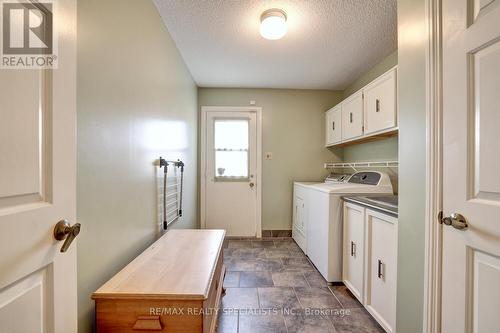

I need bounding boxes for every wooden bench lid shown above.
[91,229,225,301]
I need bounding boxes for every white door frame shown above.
[423,0,443,332]
[200,106,263,238]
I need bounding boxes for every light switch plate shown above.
[265,152,273,160]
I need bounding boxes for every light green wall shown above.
[341,50,399,165]
[343,50,398,98]
[342,137,398,162]
[77,1,198,332]
[198,88,343,230]
[396,0,427,331]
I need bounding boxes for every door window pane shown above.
[214,119,249,179]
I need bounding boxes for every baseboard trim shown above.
[262,230,292,237]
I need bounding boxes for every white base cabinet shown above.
[365,209,398,333]
[342,202,398,333]
[342,202,365,302]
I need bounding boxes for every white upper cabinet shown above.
[325,66,398,147]
[363,68,397,135]
[341,91,364,141]
[325,105,342,145]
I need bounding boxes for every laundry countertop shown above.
[342,195,398,217]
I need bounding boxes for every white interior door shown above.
[442,1,500,332]
[0,1,77,332]
[202,109,259,237]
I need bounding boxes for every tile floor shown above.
[216,238,384,333]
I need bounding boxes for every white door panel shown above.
[365,210,397,333]
[363,68,397,135]
[325,106,341,145]
[341,91,364,140]
[0,0,77,332]
[343,203,365,302]
[204,111,258,237]
[442,1,500,332]
[325,108,333,145]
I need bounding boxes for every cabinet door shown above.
[292,185,308,253]
[294,196,305,232]
[325,106,341,145]
[363,68,397,135]
[365,209,398,333]
[342,91,364,140]
[343,202,365,302]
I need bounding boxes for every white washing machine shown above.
[305,171,393,282]
[292,174,351,253]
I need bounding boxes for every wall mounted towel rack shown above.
[159,157,184,230]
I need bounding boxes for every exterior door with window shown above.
[441,1,500,332]
[203,110,258,237]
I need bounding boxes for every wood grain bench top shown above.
[92,229,225,301]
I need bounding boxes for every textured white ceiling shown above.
[153,0,397,90]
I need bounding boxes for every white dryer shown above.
[306,171,393,282]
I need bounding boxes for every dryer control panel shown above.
[347,172,382,185]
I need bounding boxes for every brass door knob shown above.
[54,220,81,252]
[440,212,468,230]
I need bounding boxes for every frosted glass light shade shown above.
[260,9,287,40]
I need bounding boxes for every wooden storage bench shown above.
[92,229,226,333]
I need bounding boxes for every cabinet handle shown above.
[349,112,353,123]
[377,259,384,279]
[350,241,356,256]
[332,121,335,131]
[376,99,380,112]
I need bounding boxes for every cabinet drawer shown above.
[341,91,364,140]
[95,299,203,333]
[365,209,398,333]
[363,68,397,135]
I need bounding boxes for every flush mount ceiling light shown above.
[260,9,287,40]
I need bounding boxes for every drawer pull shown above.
[349,112,353,123]
[376,99,380,112]
[377,259,384,279]
[350,241,356,256]
[133,316,162,331]
[332,121,335,131]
